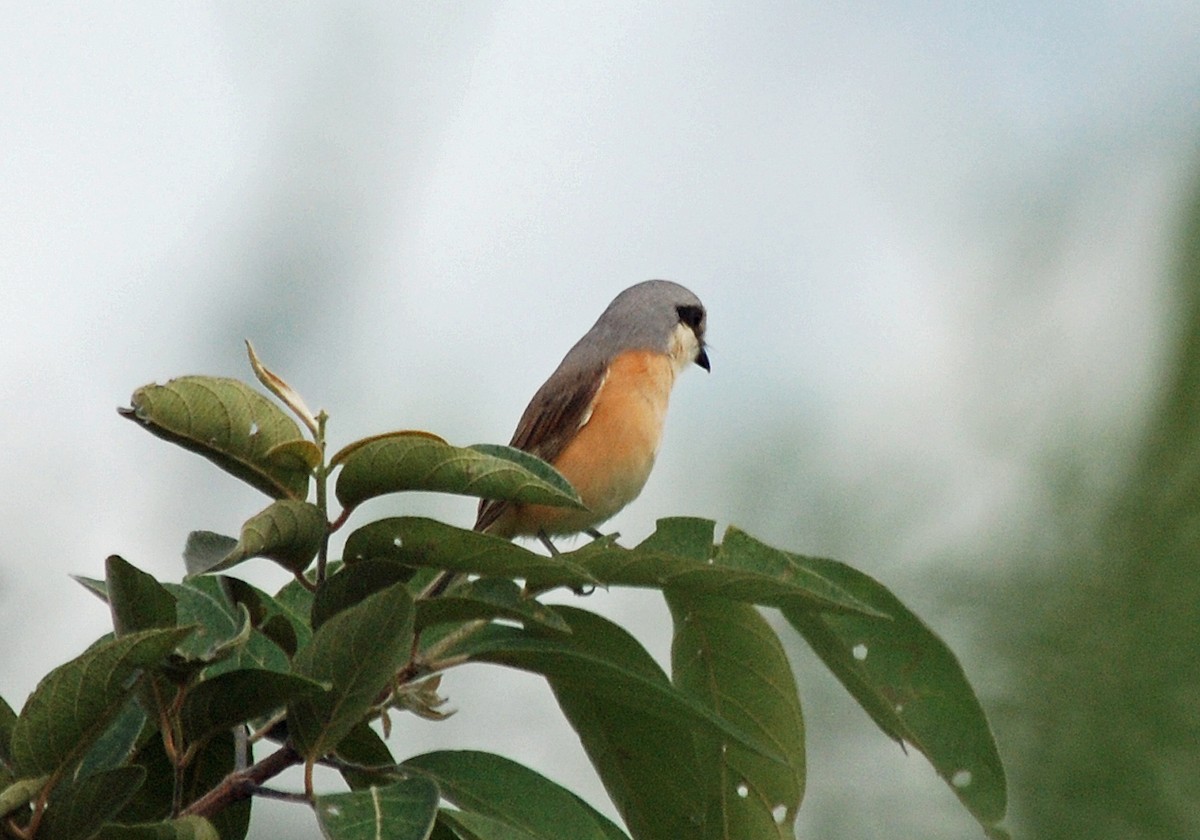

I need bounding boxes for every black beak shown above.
[695,346,711,371]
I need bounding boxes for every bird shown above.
[475,279,709,553]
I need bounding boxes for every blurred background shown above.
[4,4,1199,838]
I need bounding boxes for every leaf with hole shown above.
[513,518,881,616]
[668,594,804,839]
[647,519,805,838]
[779,547,1007,832]
[342,518,594,589]
[404,750,628,840]
[120,376,312,499]
[314,777,440,840]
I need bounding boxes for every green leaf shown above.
[95,815,220,840]
[72,574,110,602]
[188,731,252,840]
[516,518,882,616]
[9,627,192,778]
[106,555,177,636]
[209,616,290,678]
[0,775,48,818]
[41,766,146,840]
[313,560,415,631]
[179,669,325,747]
[289,584,414,760]
[120,376,312,499]
[112,733,173,827]
[465,444,580,504]
[265,438,324,473]
[443,607,785,766]
[116,731,248,840]
[76,574,237,671]
[636,515,717,560]
[0,693,17,768]
[155,575,282,677]
[182,532,238,578]
[314,778,440,840]
[334,721,397,790]
[194,500,326,575]
[161,579,240,663]
[710,527,887,617]
[222,576,310,657]
[403,751,629,840]
[633,516,806,837]
[415,578,571,634]
[76,698,146,778]
[273,577,317,646]
[429,822,461,840]
[667,595,804,839]
[532,610,710,840]
[779,547,1007,830]
[436,810,543,840]
[51,580,179,766]
[342,518,594,589]
[332,432,584,513]
[72,575,229,668]
[340,514,419,568]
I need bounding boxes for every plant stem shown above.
[422,619,487,664]
[315,411,330,583]
[181,744,303,818]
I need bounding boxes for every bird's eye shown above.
[676,305,704,331]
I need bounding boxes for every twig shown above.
[181,744,303,817]
[249,787,311,804]
[291,571,317,593]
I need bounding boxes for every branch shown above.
[181,744,303,818]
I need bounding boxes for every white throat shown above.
[667,322,703,376]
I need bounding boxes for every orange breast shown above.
[495,349,676,538]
